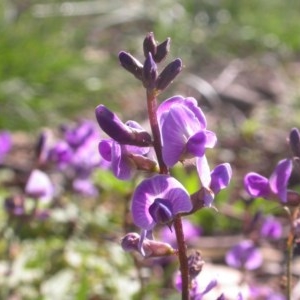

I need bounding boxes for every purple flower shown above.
[260,216,282,240]
[121,232,176,258]
[157,96,217,167]
[0,131,12,161]
[174,271,217,300]
[196,156,232,206]
[25,169,54,202]
[160,219,202,247]
[99,120,151,180]
[244,159,292,203]
[95,104,152,147]
[225,240,262,270]
[131,175,192,231]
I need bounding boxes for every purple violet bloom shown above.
[244,158,292,203]
[157,95,217,167]
[174,271,218,300]
[260,216,283,240]
[0,131,12,161]
[196,156,232,206]
[25,169,54,202]
[131,175,192,231]
[95,104,152,147]
[225,240,263,270]
[99,120,151,180]
[160,219,202,247]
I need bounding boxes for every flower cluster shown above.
[94,32,233,297]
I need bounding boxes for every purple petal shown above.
[0,131,12,160]
[111,142,134,180]
[244,172,270,198]
[225,240,262,270]
[203,130,217,148]
[196,156,211,188]
[161,105,202,166]
[131,175,192,230]
[98,139,112,161]
[260,216,282,240]
[210,163,232,194]
[269,159,292,203]
[186,131,207,157]
[25,169,54,202]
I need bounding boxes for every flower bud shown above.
[121,232,176,258]
[155,58,182,93]
[143,32,157,58]
[289,128,300,158]
[153,37,171,63]
[188,250,205,279]
[95,105,152,146]
[118,51,143,81]
[143,52,158,89]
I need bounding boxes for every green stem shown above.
[146,88,189,299]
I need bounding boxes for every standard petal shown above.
[244,172,270,198]
[269,159,292,203]
[210,163,232,194]
[161,105,201,166]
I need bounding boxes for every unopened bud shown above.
[289,128,300,158]
[121,232,176,258]
[154,38,171,63]
[143,32,157,58]
[118,51,143,81]
[95,105,152,146]
[143,52,158,89]
[188,250,205,279]
[155,58,182,93]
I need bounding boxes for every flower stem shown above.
[146,88,189,299]
[174,215,190,300]
[146,89,168,175]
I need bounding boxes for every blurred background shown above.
[1,0,300,299]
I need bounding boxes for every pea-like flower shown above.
[157,96,217,167]
[0,131,11,162]
[244,158,292,203]
[99,120,154,180]
[225,240,262,270]
[196,156,232,207]
[131,175,192,231]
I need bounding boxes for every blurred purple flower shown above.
[196,156,232,207]
[260,216,282,240]
[160,219,202,247]
[244,159,292,203]
[0,131,12,161]
[157,95,217,167]
[174,271,217,300]
[131,175,192,231]
[225,240,262,270]
[250,284,285,300]
[25,169,54,202]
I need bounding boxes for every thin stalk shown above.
[146,88,189,299]
[174,215,190,300]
